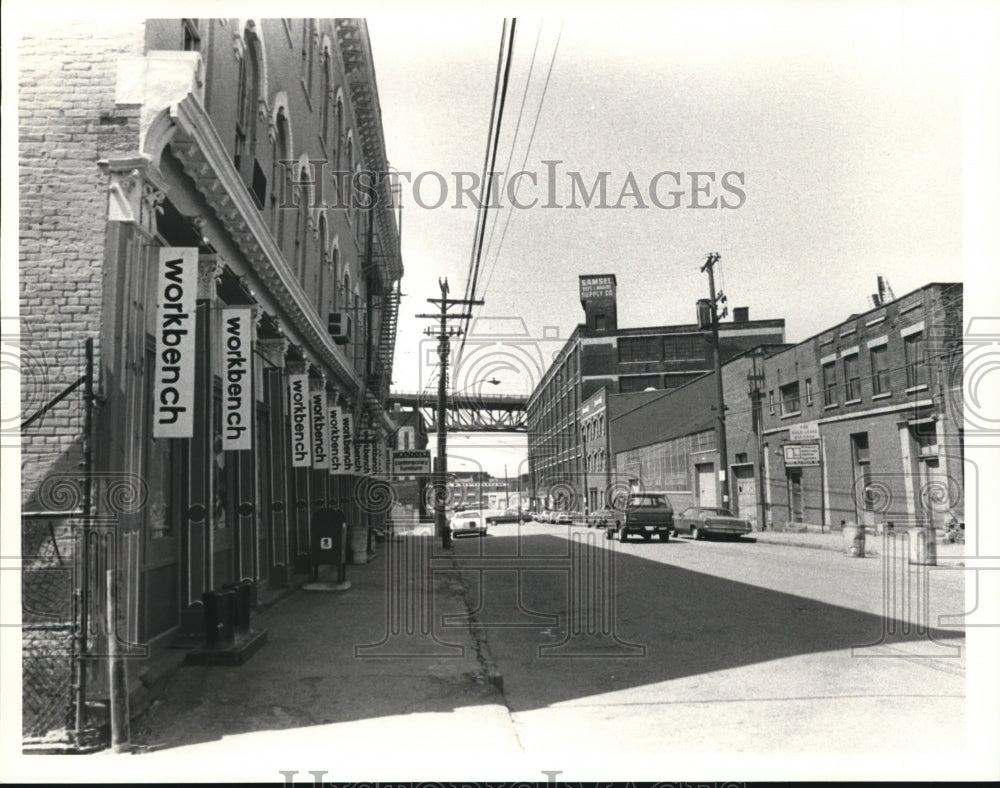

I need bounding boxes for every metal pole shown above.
[76,338,94,737]
[106,569,129,752]
[436,281,451,549]
[702,254,730,510]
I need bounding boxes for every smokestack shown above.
[733,307,749,323]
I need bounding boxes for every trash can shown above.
[842,521,865,557]
[223,580,253,637]
[908,525,937,566]
[203,588,236,648]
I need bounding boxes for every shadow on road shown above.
[132,531,964,752]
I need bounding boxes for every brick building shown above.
[527,273,785,511]
[760,283,963,531]
[596,282,963,534]
[18,18,402,739]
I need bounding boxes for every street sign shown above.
[393,450,431,475]
[784,442,821,467]
[789,422,820,441]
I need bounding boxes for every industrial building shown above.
[527,273,786,511]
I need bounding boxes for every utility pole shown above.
[416,277,483,548]
[701,252,731,511]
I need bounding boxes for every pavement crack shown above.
[445,556,526,754]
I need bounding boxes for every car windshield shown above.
[630,495,668,508]
[703,508,735,517]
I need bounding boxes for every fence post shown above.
[106,569,130,752]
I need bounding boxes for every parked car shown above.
[566,511,588,526]
[674,506,752,540]
[604,492,673,542]
[486,508,523,524]
[449,509,489,538]
[553,511,572,525]
[586,507,616,528]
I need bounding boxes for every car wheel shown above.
[692,526,703,540]
[642,532,652,542]
[658,530,670,542]
[604,527,613,540]
[618,526,628,543]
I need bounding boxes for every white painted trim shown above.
[867,335,889,349]
[865,315,886,327]
[820,353,837,366]
[900,320,925,338]
[842,345,859,357]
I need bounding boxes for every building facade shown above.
[527,273,785,512]
[608,345,790,527]
[18,18,402,737]
[761,283,963,531]
[599,283,963,534]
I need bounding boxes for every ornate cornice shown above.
[167,93,360,394]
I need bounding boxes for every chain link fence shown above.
[22,516,77,742]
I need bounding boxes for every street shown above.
[453,521,965,755]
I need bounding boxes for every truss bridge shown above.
[387,390,528,432]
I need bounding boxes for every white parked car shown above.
[449,509,489,538]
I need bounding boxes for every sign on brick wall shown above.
[220,307,253,450]
[153,247,198,438]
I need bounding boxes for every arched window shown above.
[330,241,340,310]
[318,214,329,315]
[320,48,332,156]
[293,159,313,284]
[302,19,316,98]
[270,107,292,248]
[235,23,261,191]
[345,135,353,208]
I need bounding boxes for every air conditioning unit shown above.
[328,312,352,344]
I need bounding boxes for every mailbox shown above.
[311,508,347,580]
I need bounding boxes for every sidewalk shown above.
[119,538,522,781]
[748,526,968,565]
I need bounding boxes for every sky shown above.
[364,4,980,476]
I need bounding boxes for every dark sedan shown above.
[674,506,752,540]
[485,508,524,524]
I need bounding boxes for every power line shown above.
[458,19,519,366]
[477,20,564,307]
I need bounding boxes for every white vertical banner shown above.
[220,307,253,450]
[288,374,312,468]
[328,405,343,475]
[341,411,354,473]
[153,247,198,438]
[310,388,330,469]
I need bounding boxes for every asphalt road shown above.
[450,520,966,757]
